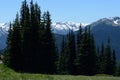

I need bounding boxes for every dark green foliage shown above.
[116,63,120,76]
[3,0,57,74]
[3,0,117,75]
[74,26,97,75]
[104,38,113,75]
[59,31,76,74]
[59,30,76,74]
[3,23,12,67]
[40,11,58,74]
[10,14,22,71]
[111,49,116,75]
[97,38,116,75]
[76,24,82,53]
[88,35,97,75]
[4,14,22,71]
[67,30,76,74]
[59,37,69,74]
[21,0,41,72]
[98,43,105,74]
[74,28,88,75]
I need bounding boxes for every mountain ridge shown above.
[51,22,88,35]
[0,17,120,61]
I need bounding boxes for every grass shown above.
[0,64,120,80]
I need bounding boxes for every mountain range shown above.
[0,17,120,61]
[51,22,88,35]
[0,23,8,51]
[89,17,120,61]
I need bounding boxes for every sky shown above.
[0,0,120,23]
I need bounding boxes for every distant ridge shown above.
[0,17,120,61]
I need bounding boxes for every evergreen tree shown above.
[4,0,58,73]
[11,14,22,71]
[20,0,31,72]
[27,0,41,72]
[76,24,82,53]
[96,47,100,73]
[88,35,97,75]
[3,14,22,71]
[97,40,116,75]
[67,30,76,74]
[21,0,42,72]
[3,22,13,67]
[74,27,88,75]
[42,11,58,74]
[75,27,97,75]
[116,63,120,76]
[59,30,76,74]
[59,37,69,74]
[85,26,97,75]
[111,49,116,75]
[99,42,105,74]
[104,38,113,75]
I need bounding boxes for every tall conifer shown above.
[104,38,113,74]
[67,30,76,74]
[99,42,105,73]
[42,11,58,74]
[4,14,22,71]
[59,37,69,74]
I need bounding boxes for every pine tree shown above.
[104,38,113,75]
[42,11,58,74]
[74,27,87,75]
[3,14,22,71]
[11,14,22,71]
[116,63,120,76]
[76,24,82,53]
[96,47,100,73]
[67,30,76,74]
[20,0,42,72]
[4,0,58,73]
[75,26,97,75]
[27,0,41,72]
[59,37,69,74]
[20,0,31,72]
[85,26,97,75]
[111,49,116,75]
[99,42,105,74]
[88,35,97,75]
[3,22,13,67]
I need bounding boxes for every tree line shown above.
[59,26,117,75]
[3,0,57,73]
[2,0,120,76]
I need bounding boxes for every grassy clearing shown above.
[0,64,120,80]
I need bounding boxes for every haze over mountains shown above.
[0,17,120,60]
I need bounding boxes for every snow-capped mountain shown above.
[90,17,120,27]
[0,23,8,50]
[87,17,120,61]
[51,22,88,35]
[0,22,88,50]
[0,23,9,32]
[0,17,120,61]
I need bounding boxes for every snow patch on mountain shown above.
[114,20,118,24]
[0,23,8,50]
[51,22,88,35]
[100,17,120,25]
[0,23,9,32]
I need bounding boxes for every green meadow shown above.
[0,64,119,80]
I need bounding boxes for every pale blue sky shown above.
[0,0,120,23]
